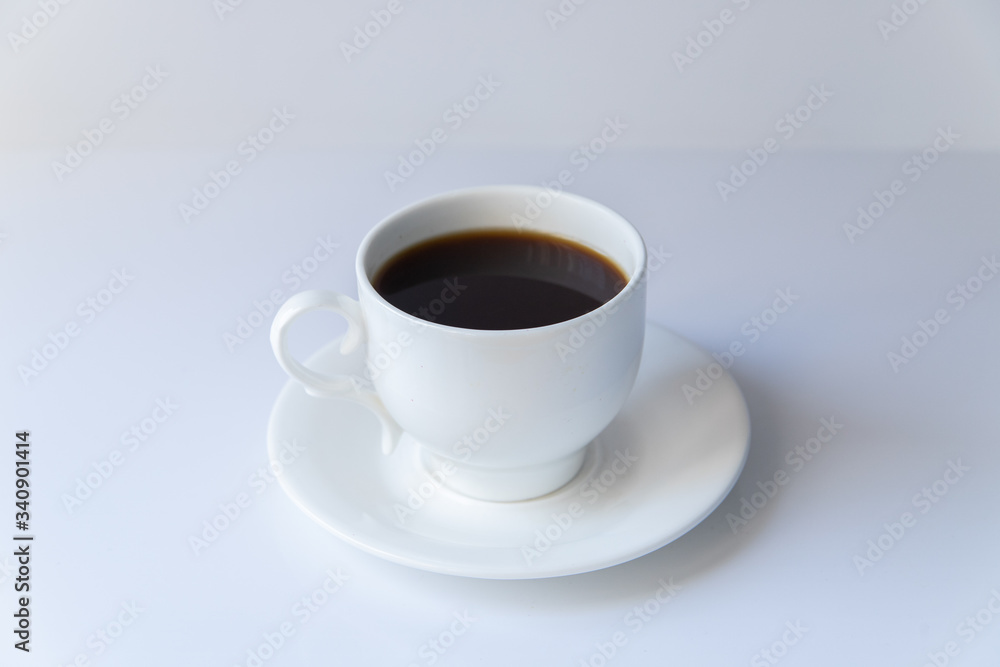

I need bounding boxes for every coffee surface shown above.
[372,229,628,330]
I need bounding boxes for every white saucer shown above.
[267,322,750,579]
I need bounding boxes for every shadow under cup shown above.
[357,186,648,502]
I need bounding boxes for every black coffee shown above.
[372,229,628,330]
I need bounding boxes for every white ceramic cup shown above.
[270,185,647,502]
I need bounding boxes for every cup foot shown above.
[414,439,589,502]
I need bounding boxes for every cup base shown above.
[414,438,589,502]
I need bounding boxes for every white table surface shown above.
[2,148,998,666]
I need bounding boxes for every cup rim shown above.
[355,185,647,336]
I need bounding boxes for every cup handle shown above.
[270,290,403,455]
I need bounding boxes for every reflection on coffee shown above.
[373,229,627,330]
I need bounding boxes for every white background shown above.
[1,0,999,665]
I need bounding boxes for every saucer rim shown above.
[268,321,750,579]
